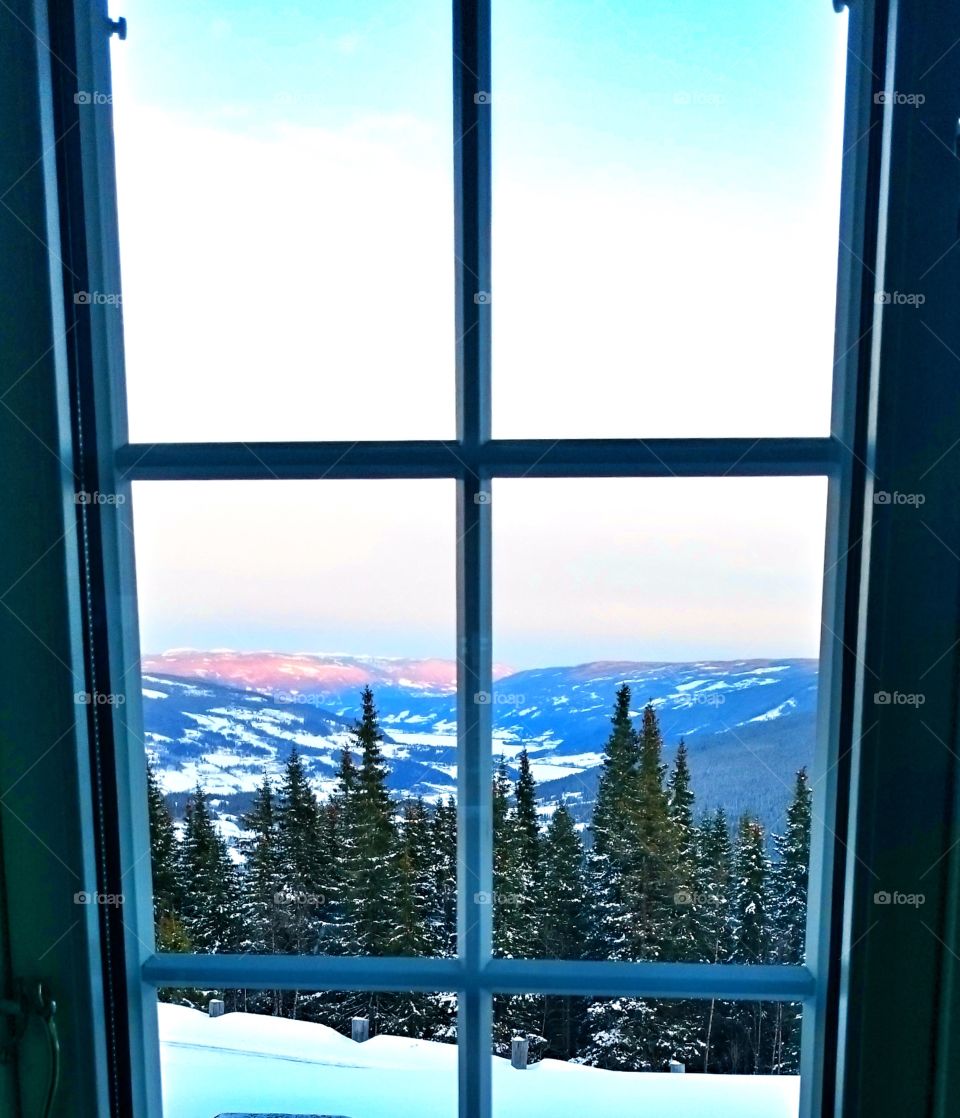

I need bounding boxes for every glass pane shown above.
[134,481,457,958]
[493,996,802,1115]
[109,1,453,441]
[159,988,457,1118]
[492,1,848,436]
[491,477,825,961]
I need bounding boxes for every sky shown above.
[110,1,846,666]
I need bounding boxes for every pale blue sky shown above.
[112,2,845,665]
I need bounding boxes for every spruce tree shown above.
[240,776,284,1014]
[588,685,642,960]
[431,796,458,956]
[146,762,182,937]
[697,806,735,1072]
[731,815,771,1073]
[539,803,590,1059]
[770,768,812,1071]
[180,786,242,954]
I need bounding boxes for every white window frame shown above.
[60,1,891,1115]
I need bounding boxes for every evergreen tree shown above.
[770,769,812,1072]
[432,796,457,956]
[588,685,642,960]
[180,786,242,954]
[344,687,398,956]
[276,749,329,957]
[146,762,182,937]
[730,815,772,1073]
[240,776,284,1014]
[539,803,590,1059]
[697,806,735,1073]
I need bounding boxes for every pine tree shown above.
[343,687,397,957]
[730,815,771,1073]
[665,740,699,961]
[588,685,642,960]
[180,786,243,954]
[146,762,181,935]
[770,768,812,1072]
[276,748,329,957]
[379,797,445,1036]
[697,806,735,1072]
[240,776,284,1014]
[431,796,457,957]
[539,803,590,1059]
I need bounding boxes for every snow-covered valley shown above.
[141,652,818,830]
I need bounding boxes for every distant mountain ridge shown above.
[141,651,818,837]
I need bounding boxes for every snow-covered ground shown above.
[159,1004,800,1118]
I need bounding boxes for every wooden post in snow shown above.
[351,1016,369,1043]
[669,1060,685,1073]
[511,1037,529,1069]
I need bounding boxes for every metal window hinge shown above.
[106,15,127,40]
[833,1,849,12]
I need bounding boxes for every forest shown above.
[148,683,812,1075]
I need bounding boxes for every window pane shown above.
[134,481,457,958]
[109,1,453,441]
[159,988,457,1118]
[491,478,825,961]
[493,996,802,1114]
[492,2,848,436]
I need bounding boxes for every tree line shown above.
[148,683,812,1074]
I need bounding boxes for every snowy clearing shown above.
[159,1005,799,1118]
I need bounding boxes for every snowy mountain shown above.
[141,651,818,831]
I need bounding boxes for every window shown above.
[62,0,882,1115]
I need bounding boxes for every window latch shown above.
[106,15,127,40]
